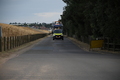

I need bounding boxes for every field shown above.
[0,23,50,65]
[0,23,49,37]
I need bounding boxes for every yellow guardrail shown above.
[90,40,104,49]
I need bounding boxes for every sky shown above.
[0,0,66,24]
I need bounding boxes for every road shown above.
[0,36,120,80]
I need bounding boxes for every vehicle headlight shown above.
[53,34,55,36]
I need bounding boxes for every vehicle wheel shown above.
[53,38,54,40]
[62,38,64,40]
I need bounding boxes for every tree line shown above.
[9,22,52,28]
[61,0,120,41]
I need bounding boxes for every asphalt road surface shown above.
[0,36,120,80]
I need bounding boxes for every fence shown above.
[0,34,47,52]
[72,35,120,51]
[103,38,120,51]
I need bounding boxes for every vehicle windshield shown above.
[53,30,62,33]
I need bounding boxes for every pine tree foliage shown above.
[61,0,120,39]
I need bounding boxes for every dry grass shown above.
[0,23,48,37]
[0,23,50,65]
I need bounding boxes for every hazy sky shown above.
[0,0,66,24]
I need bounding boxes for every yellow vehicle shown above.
[53,29,64,40]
